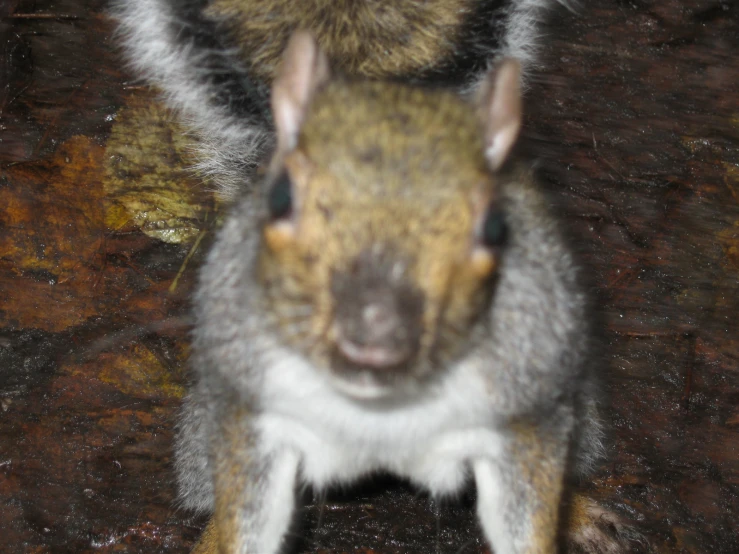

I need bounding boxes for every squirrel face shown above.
[256,33,521,399]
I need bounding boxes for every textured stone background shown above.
[1,0,737,552]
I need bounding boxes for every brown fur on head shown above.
[258,32,522,398]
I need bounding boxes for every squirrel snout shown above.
[330,248,424,372]
[335,302,417,370]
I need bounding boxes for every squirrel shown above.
[113,2,642,553]
[174,34,635,553]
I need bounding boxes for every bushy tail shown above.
[112,0,274,198]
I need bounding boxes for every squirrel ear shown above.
[272,31,330,152]
[477,59,522,172]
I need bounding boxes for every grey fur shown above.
[113,0,273,197]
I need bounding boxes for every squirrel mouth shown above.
[336,338,411,370]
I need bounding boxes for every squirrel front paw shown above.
[564,495,649,554]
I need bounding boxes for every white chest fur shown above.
[256,349,506,496]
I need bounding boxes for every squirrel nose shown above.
[330,246,424,371]
[362,304,399,340]
[335,302,412,369]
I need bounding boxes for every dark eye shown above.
[481,207,507,248]
[267,172,293,220]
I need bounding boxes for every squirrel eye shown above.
[267,172,293,220]
[480,206,507,248]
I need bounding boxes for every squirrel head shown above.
[257,32,522,399]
